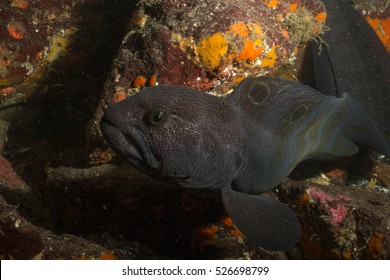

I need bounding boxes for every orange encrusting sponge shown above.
[366,17,390,51]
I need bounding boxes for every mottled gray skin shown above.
[102,85,245,189]
[101,76,387,250]
[100,0,390,251]
[232,78,388,194]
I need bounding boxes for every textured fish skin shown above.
[313,0,390,148]
[229,77,388,196]
[100,0,390,250]
[101,76,387,250]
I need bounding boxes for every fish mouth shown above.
[100,120,160,171]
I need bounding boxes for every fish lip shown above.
[100,120,160,171]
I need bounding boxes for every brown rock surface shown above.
[0,196,44,259]
[0,0,80,107]
[87,0,326,161]
[0,155,28,191]
[278,155,390,259]
[0,0,389,260]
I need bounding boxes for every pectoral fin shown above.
[221,187,300,251]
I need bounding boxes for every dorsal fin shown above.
[230,77,389,157]
[229,77,389,194]
[313,0,390,152]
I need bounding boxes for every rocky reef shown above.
[1,0,389,259]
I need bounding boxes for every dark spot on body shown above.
[289,105,309,124]
[331,108,346,125]
[248,82,271,105]
[348,122,363,134]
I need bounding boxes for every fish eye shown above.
[147,111,166,126]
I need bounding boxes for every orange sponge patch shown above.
[228,22,249,37]
[197,33,229,70]
[236,39,264,62]
[265,0,279,8]
[314,12,327,22]
[132,76,147,88]
[11,0,28,9]
[261,46,277,68]
[7,21,25,39]
[366,232,384,259]
[366,17,390,51]
[290,3,298,13]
